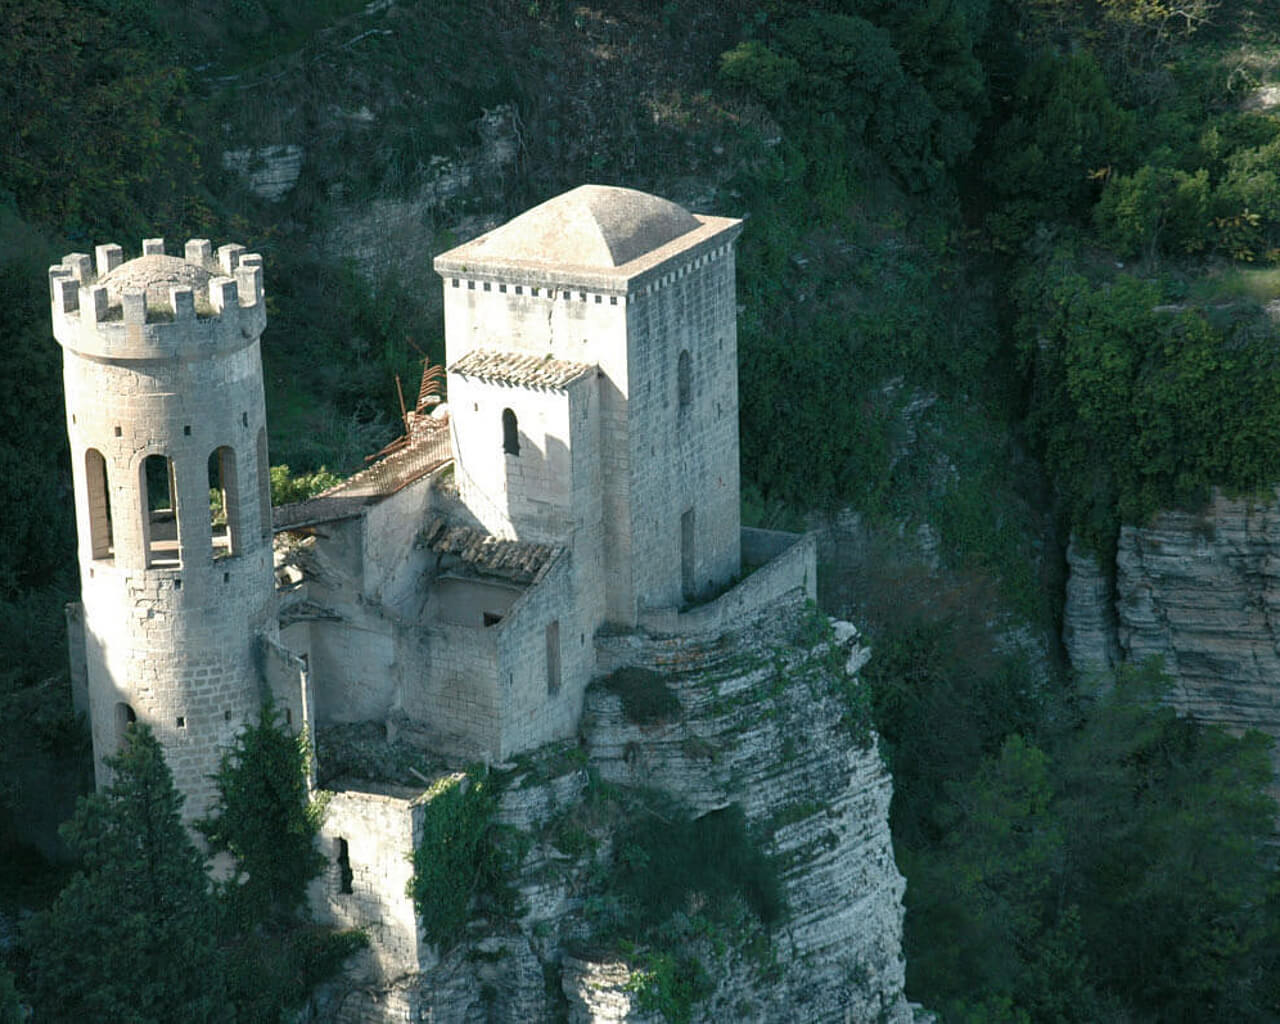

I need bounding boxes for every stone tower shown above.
[51,239,275,824]
[435,185,744,627]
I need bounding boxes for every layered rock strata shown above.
[1061,491,1280,763]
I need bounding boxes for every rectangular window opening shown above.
[681,508,696,603]
[545,620,561,697]
[336,838,354,894]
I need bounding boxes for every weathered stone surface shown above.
[221,144,305,201]
[1062,492,1280,779]
[1061,535,1120,683]
[1113,492,1280,742]
[580,608,911,1023]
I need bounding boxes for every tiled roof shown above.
[449,349,594,391]
[422,516,561,584]
[273,414,452,532]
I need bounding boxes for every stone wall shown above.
[639,529,817,636]
[493,551,593,758]
[448,372,589,544]
[625,243,741,616]
[311,784,426,1022]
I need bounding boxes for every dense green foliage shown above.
[19,714,358,1021]
[586,794,783,1024]
[1016,259,1280,554]
[23,726,228,1022]
[197,704,361,1021]
[867,620,1280,1020]
[198,703,326,926]
[600,666,682,725]
[409,770,523,949]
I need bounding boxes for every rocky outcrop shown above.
[221,144,305,201]
[1062,492,1280,757]
[1114,494,1280,738]
[580,603,911,1024]
[1061,537,1120,682]
[322,594,917,1022]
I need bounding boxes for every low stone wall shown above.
[638,529,817,636]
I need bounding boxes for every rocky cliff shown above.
[1062,491,1280,763]
[319,594,917,1023]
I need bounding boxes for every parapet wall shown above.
[637,528,817,636]
[50,238,265,361]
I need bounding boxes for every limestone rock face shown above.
[326,595,915,1023]
[1061,493,1280,760]
[1061,536,1120,681]
[579,605,912,1024]
[1113,494,1280,739]
[221,144,305,202]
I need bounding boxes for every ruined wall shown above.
[491,552,593,759]
[311,785,426,1022]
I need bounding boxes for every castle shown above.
[50,186,818,999]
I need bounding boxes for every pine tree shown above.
[197,701,326,928]
[23,724,227,1023]
[197,703,356,1022]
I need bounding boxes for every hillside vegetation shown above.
[3,0,1280,1019]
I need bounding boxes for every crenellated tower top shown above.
[49,237,266,361]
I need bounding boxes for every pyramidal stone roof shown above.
[471,185,700,268]
[434,184,742,289]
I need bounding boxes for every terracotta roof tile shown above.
[449,349,594,391]
[422,516,561,584]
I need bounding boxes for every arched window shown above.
[677,349,692,412]
[208,446,241,558]
[257,428,271,541]
[141,454,180,568]
[115,701,136,751]
[85,448,113,560]
[502,408,520,456]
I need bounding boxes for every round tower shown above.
[51,238,276,824]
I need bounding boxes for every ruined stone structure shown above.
[51,188,911,1023]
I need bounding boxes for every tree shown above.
[197,701,326,929]
[22,725,228,1023]
[197,703,358,1022]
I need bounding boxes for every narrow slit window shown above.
[85,448,113,560]
[677,350,692,412]
[502,408,520,456]
[141,454,180,568]
[681,507,696,603]
[546,620,561,696]
[208,446,240,559]
[336,838,354,894]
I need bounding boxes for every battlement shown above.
[49,238,267,362]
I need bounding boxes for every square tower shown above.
[434,185,743,627]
